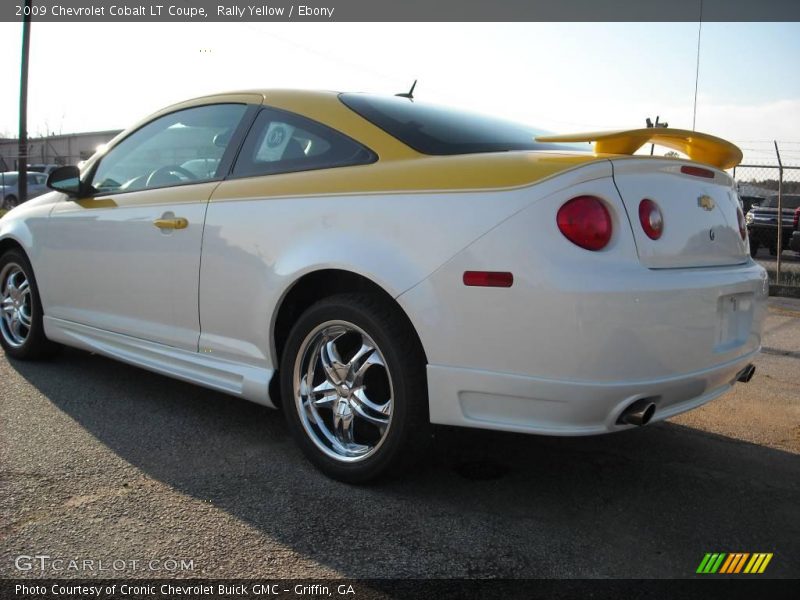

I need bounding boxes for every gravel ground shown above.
[1,298,798,580]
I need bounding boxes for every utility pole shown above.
[18,0,32,205]
[775,140,783,284]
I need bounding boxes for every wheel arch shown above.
[270,268,427,408]
[0,236,28,259]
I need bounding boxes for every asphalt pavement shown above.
[1,298,798,579]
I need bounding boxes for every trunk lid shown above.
[611,159,748,269]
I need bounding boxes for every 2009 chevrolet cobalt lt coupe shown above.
[0,90,767,481]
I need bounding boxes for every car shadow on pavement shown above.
[7,348,800,579]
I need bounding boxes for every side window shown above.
[91,103,247,194]
[232,107,375,178]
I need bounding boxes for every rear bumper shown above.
[427,350,756,435]
[411,259,768,435]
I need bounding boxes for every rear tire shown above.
[2,195,18,210]
[0,249,59,360]
[749,240,759,257]
[280,293,430,483]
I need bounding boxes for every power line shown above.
[692,0,703,131]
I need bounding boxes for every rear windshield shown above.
[339,93,590,156]
[762,195,800,210]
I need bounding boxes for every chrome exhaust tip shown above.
[618,398,657,427]
[737,364,756,383]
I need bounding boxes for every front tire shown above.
[2,195,18,210]
[280,293,430,483]
[0,249,59,359]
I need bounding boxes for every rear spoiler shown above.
[535,128,742,170]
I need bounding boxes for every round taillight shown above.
[556,195,612,251]
[638,199,664,240]
[737,207,747,240]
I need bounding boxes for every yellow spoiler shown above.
[535,128,743,170]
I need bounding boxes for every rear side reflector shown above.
[639,198,664,240]
[463,271,514,287]
[680,165,715,179]
[556,195,613,251]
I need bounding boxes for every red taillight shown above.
[556,195,612,251]
[737,207,747,240]
[638,199,664,240]
[681,165,715,179]
[463,271,514,288]
[794,207,800,229]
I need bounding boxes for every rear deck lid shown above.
[611,159,749,269]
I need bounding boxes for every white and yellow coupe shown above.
[0,90,767,481]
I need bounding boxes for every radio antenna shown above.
[395,80,417,99]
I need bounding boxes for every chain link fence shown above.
[732,159,800,290]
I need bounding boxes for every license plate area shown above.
[715,292,753,352]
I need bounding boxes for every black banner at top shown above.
[1,0,799,22]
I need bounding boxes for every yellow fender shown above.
[536,128,743,170]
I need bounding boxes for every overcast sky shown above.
[1,21,799,163]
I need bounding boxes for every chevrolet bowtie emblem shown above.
[698,195,715,211]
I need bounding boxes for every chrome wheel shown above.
[294,320,394,463]
[0,263,32,348]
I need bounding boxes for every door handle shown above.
[153,217,188,230]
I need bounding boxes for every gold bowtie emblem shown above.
[698,195,715,211]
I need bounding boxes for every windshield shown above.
[339,93,591,156]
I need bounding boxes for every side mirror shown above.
[47,166,83,196]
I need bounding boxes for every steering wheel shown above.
[145,165,198,188]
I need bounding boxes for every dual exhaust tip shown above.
[618,363,756,428]
[618,398,657,427]
[737,363,756,383]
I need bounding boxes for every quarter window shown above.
[90,103,247,194]
[231,108,375,178]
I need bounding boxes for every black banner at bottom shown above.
[2,579,798,600]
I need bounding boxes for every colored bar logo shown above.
[696,553,773,574]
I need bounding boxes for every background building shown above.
[0,130,121,171]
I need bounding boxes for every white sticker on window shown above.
[255,122,295,162]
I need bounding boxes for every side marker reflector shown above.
[463,271,514,288]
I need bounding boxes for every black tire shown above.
[2,195,18,210]
[280,293,430,483]
[0,249,59,360]
[749,240,759,257]
[769,245,778,256]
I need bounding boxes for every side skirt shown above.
[43,316,276,407]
